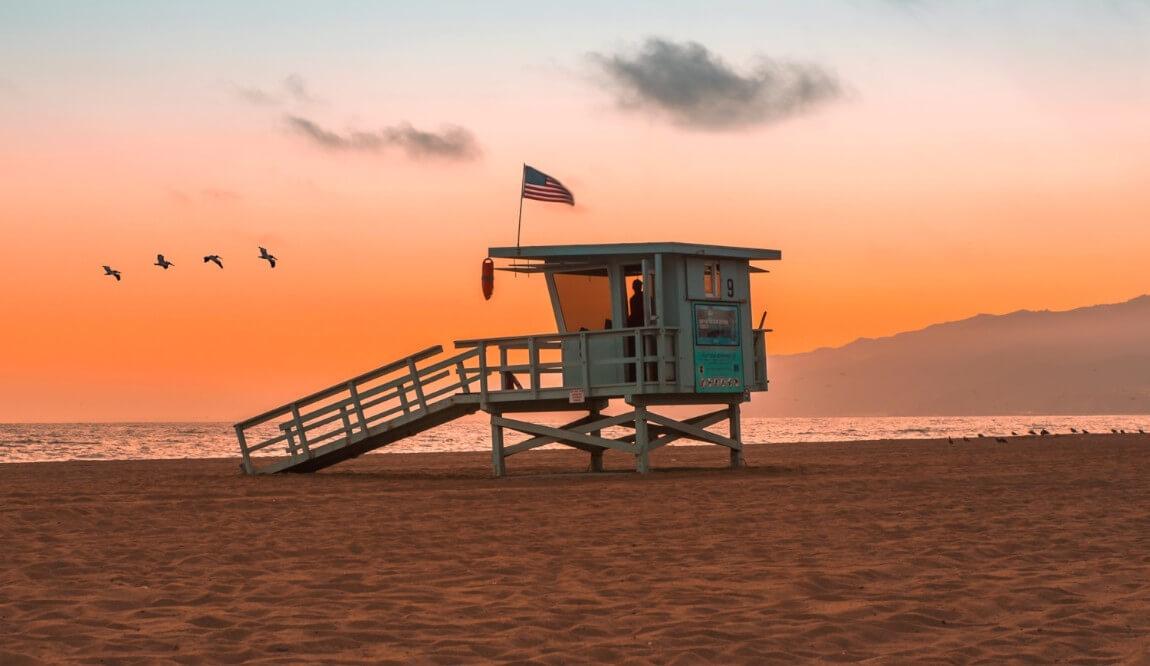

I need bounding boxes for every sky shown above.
[1,1,1148,421]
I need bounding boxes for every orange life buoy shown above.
[481,257,494,300]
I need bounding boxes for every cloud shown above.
[234,73,316,106]
[285,115,481,160]
[589,37,844,130]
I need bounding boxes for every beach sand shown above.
[2,435,1149,664]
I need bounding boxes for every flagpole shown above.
[515,163,525,254]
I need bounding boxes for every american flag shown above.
[521,165,574,205]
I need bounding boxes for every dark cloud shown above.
[234,73,316,106]
[285,115,481,160]
[590,37,844,130]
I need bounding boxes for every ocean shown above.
[1,415,1147,464]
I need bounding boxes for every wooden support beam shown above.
[634,404,650,473]
[648,409,730,450]
[646,410,740,450]
[589,408,604,472]
[490,411,505,477]
[235,426,254,474]
[729,402,744,468]
[493,416,637,454]
[502,412,599,456]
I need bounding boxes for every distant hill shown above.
[752,295,1150,416]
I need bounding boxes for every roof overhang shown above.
[488,242,781,262]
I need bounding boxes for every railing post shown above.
[478,342,489,404]
[634,329,644,393]
[348,381,369,433]
[528,336,540,398]
[235,426,254,475]
[398,381,411,414]
[283,426,297,457]
[456,361,470,393]
[290,403,312,459]
[406,358,429,411]
[498,345,509,389]
[339,404,352,439]
[580,332,591,393]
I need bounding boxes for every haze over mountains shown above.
[754,296,1150,417]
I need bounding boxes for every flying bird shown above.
[154,254,174,269]
[203,255,223,269]
[258,246,277,268]
[102,265,121,281]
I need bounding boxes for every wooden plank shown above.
[493,416,637,454]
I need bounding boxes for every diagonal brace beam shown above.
[648,409,730,450]
[646,409,740,450]
[501,411,638,456]
[493,416,638,454]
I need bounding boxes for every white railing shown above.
[234,345,479,474]
[454,327,680,403]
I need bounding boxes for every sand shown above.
[2,435,1149,664]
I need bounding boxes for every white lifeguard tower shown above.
[234,242,781,476]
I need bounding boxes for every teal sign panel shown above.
[694,348,743,393]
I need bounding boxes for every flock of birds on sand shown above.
[102,247,277,281]
[948,427,1147,445]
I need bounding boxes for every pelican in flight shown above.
[102,265,121,281]
[154,254,174,270]
[203,255,224,269]
[258,246,277,268]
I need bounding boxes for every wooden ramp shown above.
[234,346,482,474]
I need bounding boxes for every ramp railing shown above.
[234,345,479,474]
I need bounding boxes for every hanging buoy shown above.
[481,257,494,300]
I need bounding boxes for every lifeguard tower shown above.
[234,242,781,476]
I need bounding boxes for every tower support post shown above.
[728,401,744,469]
[490,410,506,477]
[589,407,605,472]
[634,404,650,473]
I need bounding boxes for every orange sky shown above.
[1,2,1148,421]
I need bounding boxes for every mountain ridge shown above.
[752,295,1150,417]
